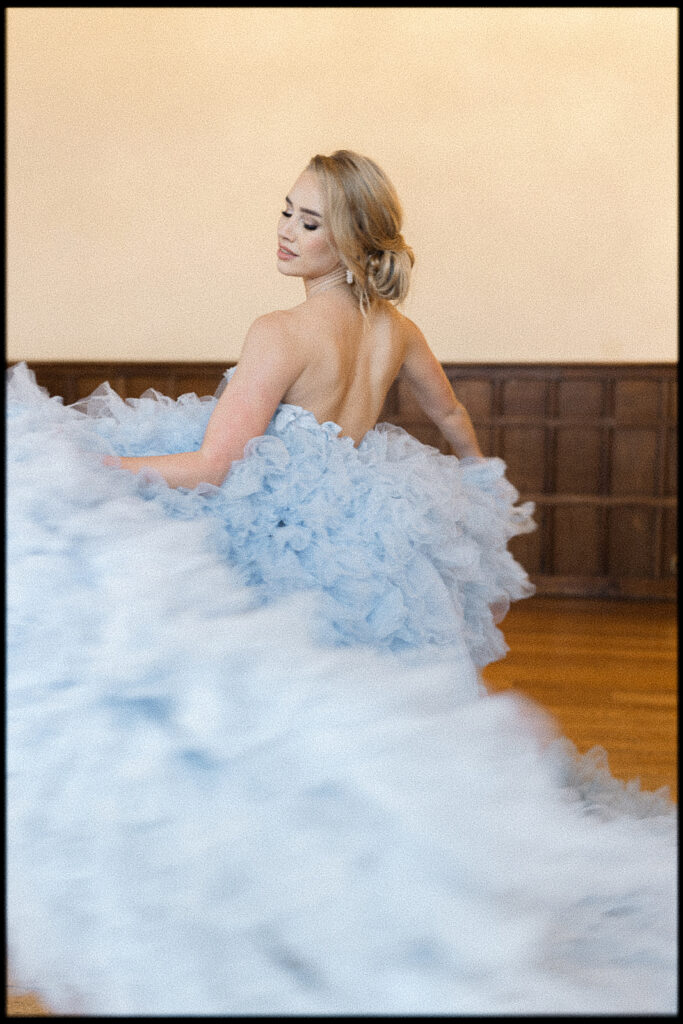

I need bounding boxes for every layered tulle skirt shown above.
[6,363,677,1014]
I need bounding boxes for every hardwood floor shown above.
[481,596,678,801]
[7,597,678,1017]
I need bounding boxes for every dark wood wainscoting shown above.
[13,360,678,600]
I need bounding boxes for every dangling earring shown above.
[346,268,353,285]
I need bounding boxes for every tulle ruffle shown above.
[27,362,536,661]
[6,362,676,1015]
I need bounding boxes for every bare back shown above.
[181,284,479,488]
[279,294,410,445]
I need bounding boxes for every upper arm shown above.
[399,321,461,427]
[199,314,304,477]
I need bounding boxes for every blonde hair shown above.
[307,150,415,313]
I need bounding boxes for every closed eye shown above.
[281,210,318,231]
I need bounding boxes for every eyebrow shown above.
[285,196,322,218]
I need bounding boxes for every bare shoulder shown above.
[384,306,426,347]
[245,310,295,344]
[382,308,429,371]
[239,309,305,361]
[225,311,308,396]
[393,309,449,393]
[263,299,336,357]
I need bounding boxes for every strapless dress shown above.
[6,361,676,1015]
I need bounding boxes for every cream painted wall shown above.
[7,7,678,363]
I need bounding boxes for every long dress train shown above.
[6,362,677,1015]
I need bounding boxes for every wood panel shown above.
[557,377,605,419]
[552,505,605,578]
[8,360,677,599]
[555,426,602,494]
[613,378,662,424]
[508,505,545,576]
[499,425,547,493]
[610,429,658,495]
[502,377,547,416]
[608,506,658,579]
[662,508,677,578]
[433,364,677,599]
[665,427,677,496]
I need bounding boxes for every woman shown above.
[107,151,484,485]
[85,149,536,657]
[6,152,676,1016]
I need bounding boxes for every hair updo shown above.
[307,150,415,313]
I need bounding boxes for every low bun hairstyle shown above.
[307,150,415,312]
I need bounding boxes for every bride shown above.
[93,148,534,657]
[105,150,485,484]
[6,150,676,1016]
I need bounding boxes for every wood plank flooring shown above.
[481,596,678,800]
[7,597,678,1017]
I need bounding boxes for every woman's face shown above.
[277,170,341,282]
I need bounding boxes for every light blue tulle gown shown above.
[6,362,677,1015]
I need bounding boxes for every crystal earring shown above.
[346,268,353,285]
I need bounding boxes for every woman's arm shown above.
[108,314,305,488]
[398,321,484,459]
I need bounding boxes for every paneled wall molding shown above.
[10,360,677,600]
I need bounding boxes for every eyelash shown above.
[281,211,318,231]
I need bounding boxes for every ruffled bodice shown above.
[59,364,536,662]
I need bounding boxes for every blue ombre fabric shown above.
[6,362,676,1015]
[59,364,536,659]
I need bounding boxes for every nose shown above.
[278,213,296,243]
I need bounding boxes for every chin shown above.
[277,262,300,278]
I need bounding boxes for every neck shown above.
[304,265,349,299]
